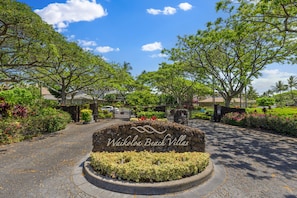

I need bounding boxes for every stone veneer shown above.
[92,121,205,152]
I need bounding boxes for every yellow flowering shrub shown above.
[90,151,210,182]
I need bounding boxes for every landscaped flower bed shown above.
[221,111,297,137]
[90,151,210,183]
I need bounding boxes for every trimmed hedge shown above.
[221,112,297,137]
[90,151,210,183]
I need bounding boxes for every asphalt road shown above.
[0,119,125,198]
[0,119,296,198]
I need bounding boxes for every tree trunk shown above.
[224,97,232,107]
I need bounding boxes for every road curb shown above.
[82,157,214,195]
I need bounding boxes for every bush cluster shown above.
[136,111,165,119]
[192,107,213,120]
[98,110,113,119]
[0,87,71,144]
[90,151,210,183]
[81,109,93,122]
[221,112,297,137]
[0,108,71,144]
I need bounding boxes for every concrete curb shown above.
[82,157,214,195]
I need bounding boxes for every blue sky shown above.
[19,0,297,94]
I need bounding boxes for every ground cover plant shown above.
[221,107,297,137]
[90,151,210,183]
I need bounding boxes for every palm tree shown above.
[287,76,297,105]
[272,81,288,106]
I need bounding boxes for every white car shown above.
[101,106,119,113]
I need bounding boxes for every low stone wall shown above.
[92,121,205,153]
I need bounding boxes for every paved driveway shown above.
[0,119,296,198]
[190,120,297,198]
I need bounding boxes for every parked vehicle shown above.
[101,106,119,113]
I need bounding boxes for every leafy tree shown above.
[0,87,35,105]
[256,97,275,107]
[262,89,274,97]
[217,0,297,33]
[126,90,158,107]
[272,81,288,95]
[137,62,211,107]
[272,80,288,107]
[164,14,285,107]
[246,86,258,100]
[0,0,59,82]
[216,0,297,64]
[287,75,297,104]
[29,39,111,105]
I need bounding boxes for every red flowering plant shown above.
[151,115,157,120]
[138,116,147,121]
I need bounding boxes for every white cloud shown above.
[35,0,107,31]
[96,46,120,53]
[150,53,168,58]
[163,7,177,15]
[147,3,192,15]
[147,6,176,15]
[146,8,162,15]
[252,69,296,94]
[78,39,97,47]
[178,3,192,11]
[141,42,162,51]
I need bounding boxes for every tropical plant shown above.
[287,76,297,105]
[81,109,92,123]
[272,81,288,107]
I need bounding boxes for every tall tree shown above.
[217,0,297,33]
[0,0,59,82]
[137,62,211,107]
[272,80,288,106]
[164,16,285,107]
[287,75,297,104]
[216,0,297,63]
[31,40,111,105]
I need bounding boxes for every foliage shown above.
[136,111,165,119]
[137,63,211,107]
[0,119,24,144]
[0,0,59,82]
[97,110,113,119]
[90,151,210,183]
[256,97,275,106]
[126,90,159,107]
[0,87,36,105]
[33,107,71,133]
[81,109,93,123]
[273,90,297,106]
[0,107,71,144]
[221,111,297,137]
[192,107,213,120]
[247,107,297,118]
[104,94,116,102]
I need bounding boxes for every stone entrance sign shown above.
[92,121,205,152]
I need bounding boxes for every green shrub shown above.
[137,111,165,119]
[256,97,275,106]
[97,110,112,119]
[192,112,211,120]
[27,107,71,133]
[90,151,210,183]
[0,119,24,144]
[221,112,297,137]
[81,109,92,123]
